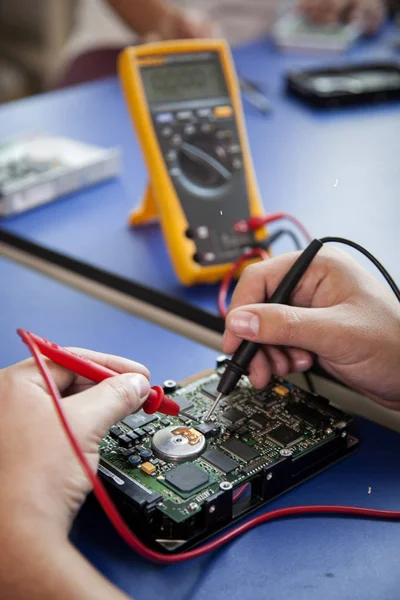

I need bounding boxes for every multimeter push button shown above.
[156,112,174,123]
[216,130,232,140]
[196,107,212,118]
[200,123,214,134]
[171,134,182,146]
[228,144,240,154]
[165,149,177,162]
[214,105,233,119]
[184,124,196,135]
[177,110,194,120]
[161,127,173,138]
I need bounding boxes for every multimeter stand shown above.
[129,185,159,226]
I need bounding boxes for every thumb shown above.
[65,373,150,442]
[226,303,329,354]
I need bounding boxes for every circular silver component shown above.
[341,431,347,438]
[280,448,293,457]
[151,425,206,463]
[209,505,216,513]
[266,472,273,481]
[188,502,198,512]
[220,481,233,491]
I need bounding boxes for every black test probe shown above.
[205,239,323,420]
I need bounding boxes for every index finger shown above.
[223,251,329,352]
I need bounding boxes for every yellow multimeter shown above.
[119,39,266,286]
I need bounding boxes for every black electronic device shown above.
[286,61,400,107]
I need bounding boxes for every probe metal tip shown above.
[204,392,224,422]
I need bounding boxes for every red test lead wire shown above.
[218,247,269,318]
[217,212,312,317]
[234,212,312,243]
[18,329,400,566]
[17,330,179,417]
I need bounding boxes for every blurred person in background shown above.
[55,0,387,87]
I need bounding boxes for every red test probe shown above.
[17,329,180,416]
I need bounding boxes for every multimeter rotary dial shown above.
[178,135,233,189]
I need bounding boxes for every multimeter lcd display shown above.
[141,61,228,104]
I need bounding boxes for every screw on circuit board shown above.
[209,505,216,513]
[280,448,292,457]
[266,472,273,481]
[188,502,198,511]
[220,481,233,491]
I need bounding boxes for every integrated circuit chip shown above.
[201,380,220,399]
[223,408,246,424]
[268,424,302,447]
[195,422,221,438]
[287,402,330,430]
[249,413,270,429]
[252,389,277,409]
[202,449,239,474]
[122,412,157,430]
[172,395,194,413]
[221,438,260,462]
[164,464,209,494]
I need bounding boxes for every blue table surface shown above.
[1,28,399,323]
[1,256,400,600]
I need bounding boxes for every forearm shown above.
[0,511,128,600]
[106,0,172,36]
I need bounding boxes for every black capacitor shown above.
[128,454,141,466]
[118,434,133,448]
[139,448,153,459]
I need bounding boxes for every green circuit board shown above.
[99,367,353,525]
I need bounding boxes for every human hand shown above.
[143,7,221,42]
[0,350,150,535]
[298,0,386,34]
[222,248,400,409]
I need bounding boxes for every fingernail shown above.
[295,358,311,371]
[229,311,259,337]
[130,374,150,400]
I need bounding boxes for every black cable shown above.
[320,237,400,303]
[257,228,303,252]
[303,371,316,394]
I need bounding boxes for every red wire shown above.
[218,247,269,318]
[232,483,250,502]
[218,212,312,318]
[20,330,400,565]
[234,212,313,243]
